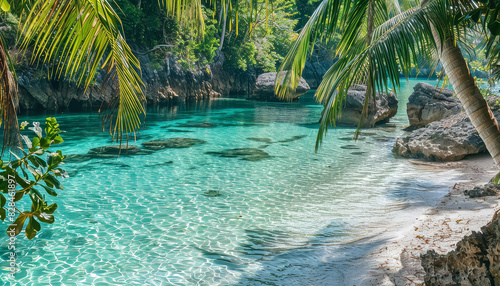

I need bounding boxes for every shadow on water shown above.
[231,226,388,285]
[206,179,453,286]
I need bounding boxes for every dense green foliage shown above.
[114,0,164,48]
[1,118,67,239]
[111,0,298,72]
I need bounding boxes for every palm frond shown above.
[161,0,205,36]
[275,0,350,99]
[20,0,146,141]
[314,0,449,150]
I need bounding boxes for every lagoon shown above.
[2,79,462,285]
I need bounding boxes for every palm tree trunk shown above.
[431,26,500,167]
[218,1,230,52]
[359,0,376,130]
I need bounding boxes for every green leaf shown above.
[44,175,62,190]
[15,173,30,189]
[0,208,5,221]
[40,137,50,149]
[52,135,63,145]
[13,191,24,202]
[40,184,58,197]
[26,216,40,239]
[0,0,10,12]
[35,212,54,224]
[29,188,44,207]
[0,179,7,193]
[7,214,27,236]
[27,156,40,168]
[489,20,500,36]
[32,137,40,149]
[33,156,47,168]
[43,203,57,214]
[0,193,5,208]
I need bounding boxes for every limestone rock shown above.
[421,210,500,285]
[392,113,488,161]
[393,95,500,161]
[406,82,461,129]
[335,85,399,127]
[252,72,310,101]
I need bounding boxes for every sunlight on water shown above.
[1,79,462,285]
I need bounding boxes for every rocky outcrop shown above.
[210,54,256,97]
[301,47,336,89]
[16,52,257,112]
[421,209,500,285]
[392,112,493,161]
[140,54,221,104]
[17,69,116,112]
[394,90,500,161]
[335,85,399,127]
[252,72,310,101]
[406,82,461,129]
[464,183,500,198]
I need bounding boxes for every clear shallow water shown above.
[2,79,462,285]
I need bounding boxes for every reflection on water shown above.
[1,80,461,285]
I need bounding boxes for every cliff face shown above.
[16,52,256,113]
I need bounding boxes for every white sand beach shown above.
[357,153,498,285]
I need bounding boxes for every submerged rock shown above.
[165,128,194,133]
[252,72,310,101]
[406,82,461,129]
[464,183,500,198]
[277,135,306,143]
[176,121,219,128]
[392,113,487,161]
[202,190,223,197]
[335,85,399,127]
[87,145,147,155]
[65,154,118,163]
[142,138,206,150]
[340,145,360,150]
[247,137,273,143]
[421,210,500,285]
[246,135,306,144]
[206,148,271,161]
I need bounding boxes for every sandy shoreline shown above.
[360,153,499,285]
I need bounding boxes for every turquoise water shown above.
[1,79,462,285]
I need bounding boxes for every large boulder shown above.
[335,85,399,127]
[392,111,500,161]
[394,95,500,161]
[406,82,461,129]
[252,72,310,101]
[421,207,500,285]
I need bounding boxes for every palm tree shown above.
[0,0,149,150]
[276,0,500,168]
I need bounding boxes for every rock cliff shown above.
[16,52,255,112]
